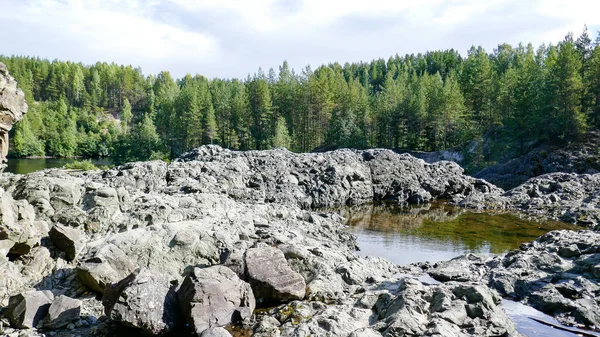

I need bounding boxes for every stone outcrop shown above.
[0,63,28,164]
[169,145,505,209]
[505,172,600,228]
[428,230,600,331]
[476,130,600,190]
[3,144,599,336]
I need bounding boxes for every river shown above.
[4,158,112,175]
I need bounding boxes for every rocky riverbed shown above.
[0,144,599,337]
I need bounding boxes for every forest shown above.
[2,27,599,170]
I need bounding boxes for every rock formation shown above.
[0,62,28,165]
[428,230,600,330]
[2,144,600,336]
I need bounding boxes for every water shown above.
[337,202,596,337]
[339,202,579,265]
[4,158,112,175]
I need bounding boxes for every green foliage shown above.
[111,114,165,165]
[3,26,599,167]
[63,160,98,171]
[272,116,292,149]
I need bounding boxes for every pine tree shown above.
[272,117,291,149]
[121,98,133,133]
[545,37,586,138]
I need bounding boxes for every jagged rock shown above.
[100,160,168,193]
[428,230,600,331]
[177,266,255,335]
[0,62,28,164]
[49,224,85,261]
[476,130,600,190]
[200,327,233,337]
[102,268,178,335]
[506,172,600,228]
[7,290,54,329]
[429,254,496,283]
[76,243,136,293]
[82,184,121,233]
[82,221,221,279]
[245,246,306,305]
[44,295,81,329]
[348,328,382,337]
[170,146,506,209]
[0,188,39,256]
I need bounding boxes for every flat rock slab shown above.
[245,246,306,305]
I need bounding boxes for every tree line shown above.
[2,27,599,168]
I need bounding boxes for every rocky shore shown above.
[0,144,599,337]
[0,146,524,337]
[3,55,600,337]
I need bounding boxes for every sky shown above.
[1,0,600,79]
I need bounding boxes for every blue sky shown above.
[1,0,599,79]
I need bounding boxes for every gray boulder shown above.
[245,246,306,305]
[0,188,39,256]
[76,243,136,293]
[49,224,86,261]
[7,290,54,329]
[102,268,179,335]
[44,295,81,329]
[200,327,233,337]
[100,160,168,194]
[177,266,255,334]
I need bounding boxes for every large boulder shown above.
[44,295,81,329]
[76,243,136,293]
[6,290,54,329]
[0,188,40,256]
[0,62,28,164]
[49,223,86,261]
[177,266,255,335]
[102,268,179,335]
[245,246,306,305]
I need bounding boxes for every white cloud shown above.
[0,0,598,78]
[0,0,216,66]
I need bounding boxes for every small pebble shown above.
[67,323,75,330]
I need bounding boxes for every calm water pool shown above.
[336,203,596,337]
[338,202,580,266]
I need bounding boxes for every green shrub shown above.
[63,160,98,171]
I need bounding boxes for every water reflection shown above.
[336,203,579,266]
